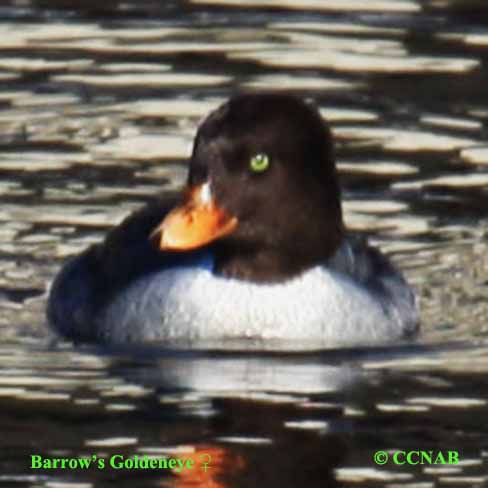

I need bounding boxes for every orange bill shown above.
[151,183,238,251]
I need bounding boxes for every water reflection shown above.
[1,342,488,486]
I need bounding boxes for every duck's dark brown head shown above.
[152,93,344,282]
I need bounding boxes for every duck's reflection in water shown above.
[172,434,344,488]
[102,344,365,392]
[100,347,359,488]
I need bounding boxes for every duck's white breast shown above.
[98,254,403,346]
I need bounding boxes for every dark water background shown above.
[1,0,488,486]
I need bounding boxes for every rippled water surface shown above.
[1,0,488,486]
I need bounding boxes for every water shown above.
[1,0,488,486]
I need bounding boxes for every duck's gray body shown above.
[48,235,418,348]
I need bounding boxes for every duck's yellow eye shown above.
[249,153,270,173]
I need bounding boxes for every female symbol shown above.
[198,453,212,472]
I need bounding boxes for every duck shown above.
[47,93,419,348]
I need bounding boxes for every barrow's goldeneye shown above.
[47,93,419,348]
